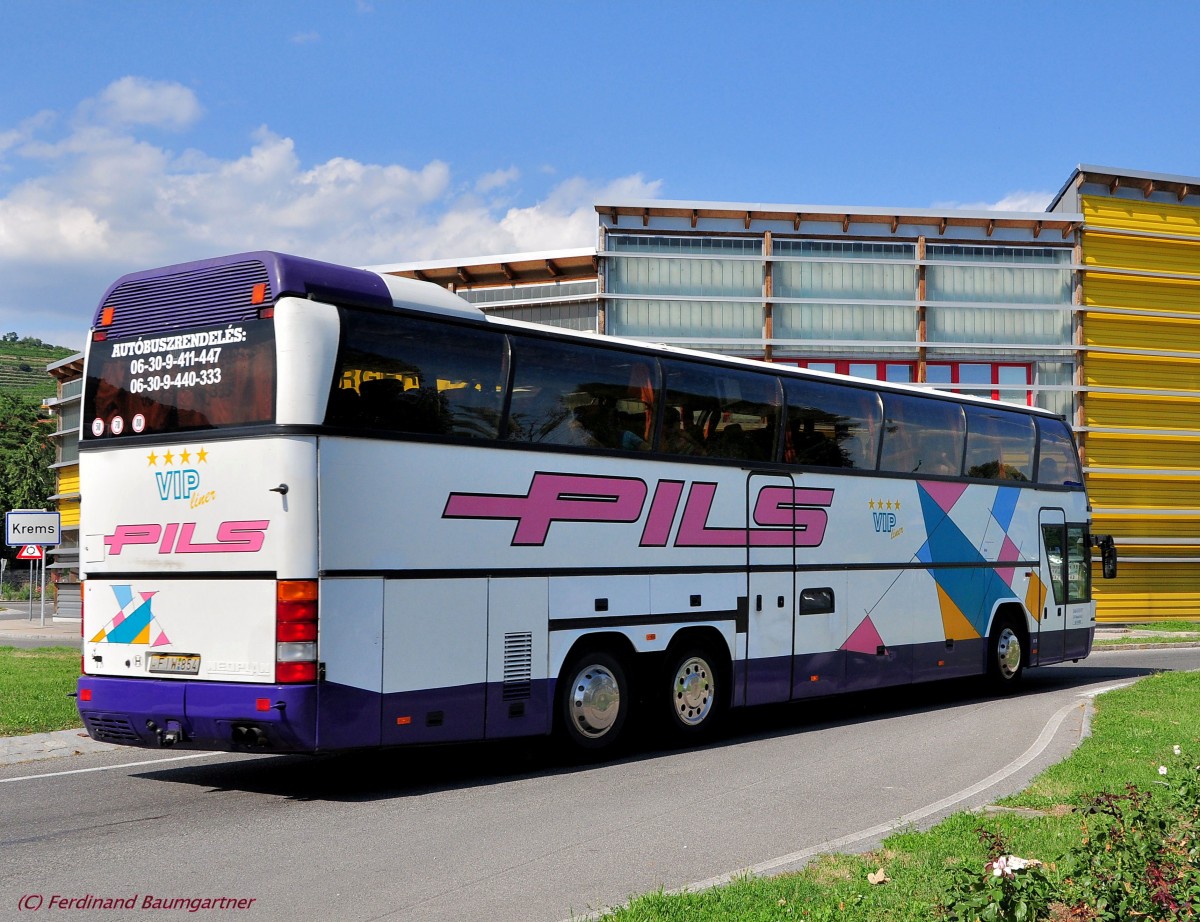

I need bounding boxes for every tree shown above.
[0,393,55,568]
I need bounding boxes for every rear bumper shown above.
[77,676,318,752]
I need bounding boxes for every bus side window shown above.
[327,311,507,439]
[783,378,882,470]
[661,361,780,462]
[505,337,659,452]
[879,393,965,476]
[1035,418,1083,486]
[964,406,1035,481]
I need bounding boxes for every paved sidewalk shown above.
[0,604,80,646]
[0,728,117,767]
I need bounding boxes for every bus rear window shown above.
[84,319,276,438]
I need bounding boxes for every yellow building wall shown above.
[1081,194,1200,621]
[56,466,80,527]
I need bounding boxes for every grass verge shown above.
[601,670,1200,921]
[0,646,82,735]
[1094,621,1200,647]
[1120,621,1200,633]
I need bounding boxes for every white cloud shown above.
[931,191,1054,213]
[0,110,57,160]
[89,76,204,131]
[476,166,520,194]
[290,31,321,44]
[498,174,662,253]
[0,78,663,347]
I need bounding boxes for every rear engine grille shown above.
[85,715,142,743]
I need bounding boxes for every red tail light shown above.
[276,580,318,684]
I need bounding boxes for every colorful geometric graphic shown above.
[862,482,1031,647]
[90,585,171,646]
[912,482,1024,639]
[841,613,885,654]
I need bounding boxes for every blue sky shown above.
[3,0,1200,349]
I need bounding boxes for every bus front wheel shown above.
[559,651,630,751]
[986,618,1025,692]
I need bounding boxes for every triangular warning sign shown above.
[16,544,43,560]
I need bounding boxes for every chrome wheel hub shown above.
[569,663,621,738]
[996,627,1022,680]
[673,655,714,726]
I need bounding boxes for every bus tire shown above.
[663,645,722,739]
[986,617,1025,692]
[558,651,630,752]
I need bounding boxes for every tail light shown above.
[276,580,318,683]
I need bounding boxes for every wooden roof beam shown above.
[1143,180,1155,198]
[891,216,899,233]
[642,209,650,227]
[939,217,947,236]
[793,213,801,231]
[412,270,429,283]
[500,263,516,281]
[545,259,561,278]
[691,209,698,228]
[1109,176,1121,194]
[986,219,995,237]
[1033,221,1042,239]
[744,211,752,230]
[609,208,619,226]
[1179,184,1191,202]
[457,266,473,285]
[842,215,850,232]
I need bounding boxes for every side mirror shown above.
[1095,534,1118,580]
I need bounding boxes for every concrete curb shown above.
[1092,641,1200,652]
[0,727,117,767]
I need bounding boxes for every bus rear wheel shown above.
[986,617,1025,692]
[664,646,722,739]
[559,651,630,752]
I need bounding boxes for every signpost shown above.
[6,510,60,626]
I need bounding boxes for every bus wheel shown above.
[987,618,1025,692]
[665,646,721,738]
[559,651,629,751]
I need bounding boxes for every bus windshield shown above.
[83,318,276,439]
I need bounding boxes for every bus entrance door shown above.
[745,473,795,706]
[1036,508,1067,664]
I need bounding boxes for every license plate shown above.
[148,653,201,675]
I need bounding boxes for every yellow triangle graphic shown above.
[937,584,980,640]
[90,629,107,643]
[132,624,151,645]
[1025,573,1046,623]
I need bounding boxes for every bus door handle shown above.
[756,595,762,612]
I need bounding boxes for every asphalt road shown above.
[1,647,1195,922]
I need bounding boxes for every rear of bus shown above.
[75,252,388,752]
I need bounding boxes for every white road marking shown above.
[0,751,220,784]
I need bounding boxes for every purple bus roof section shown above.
[92,251,394,335]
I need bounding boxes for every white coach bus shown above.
[76,251,1116,754]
